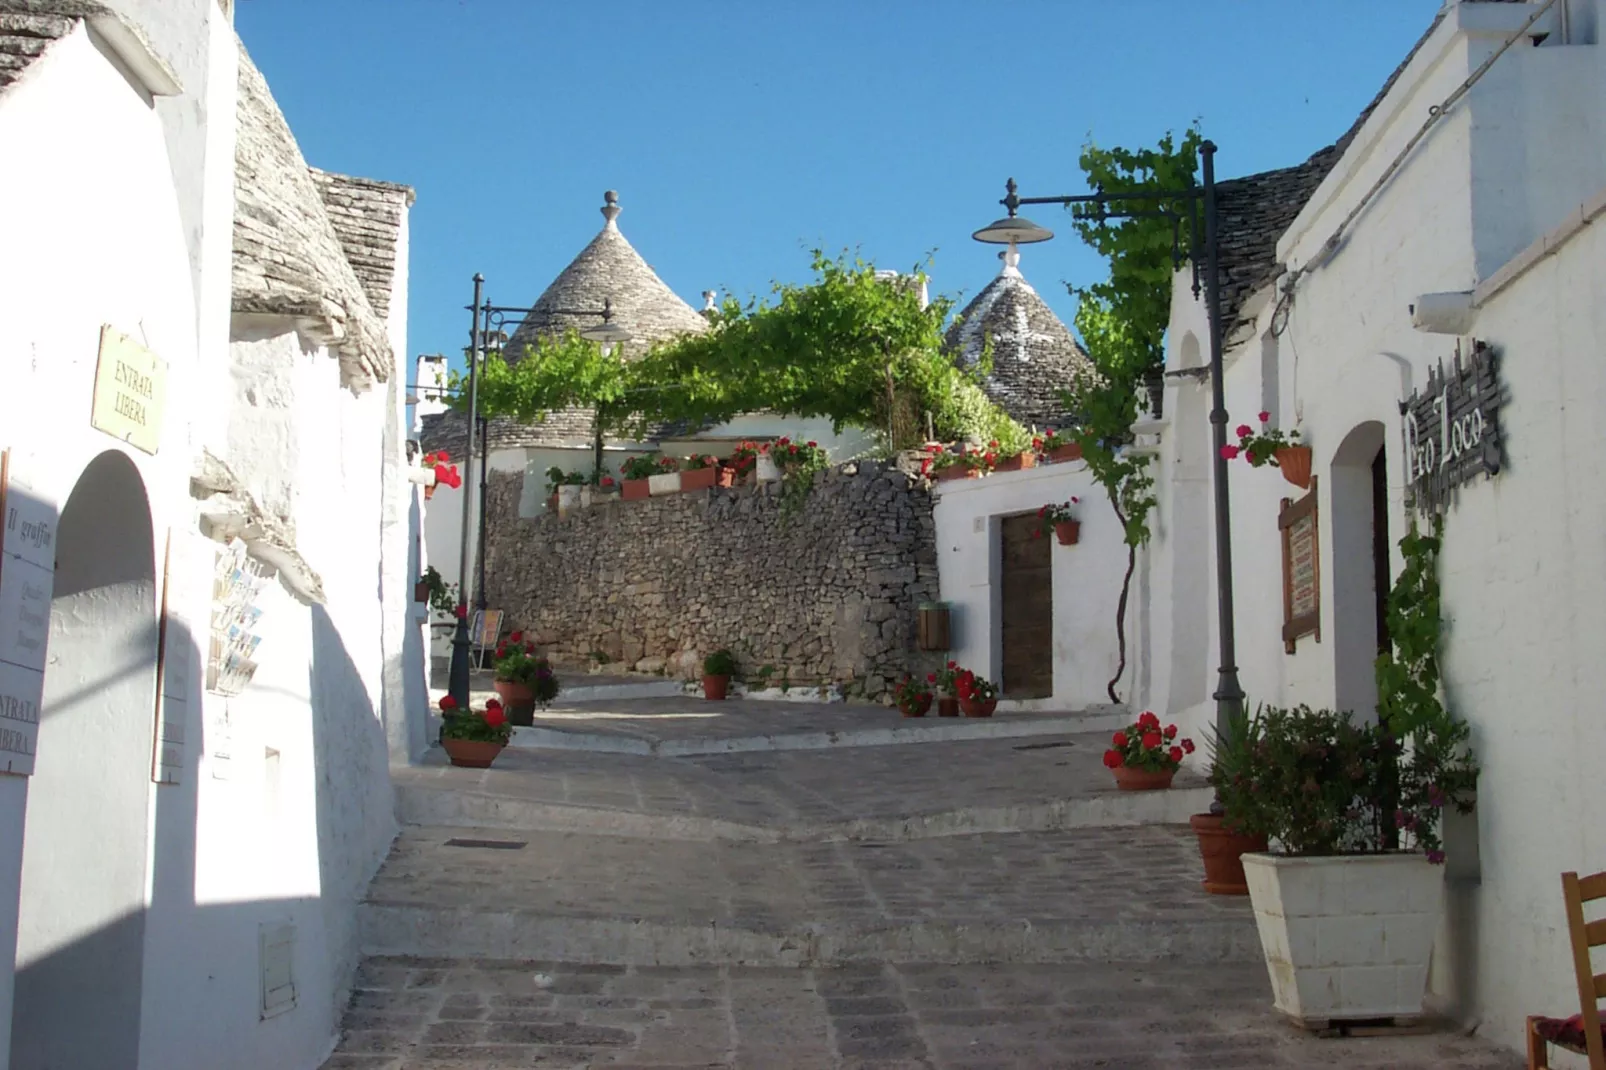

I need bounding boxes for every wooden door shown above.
[1000,514,1053,699]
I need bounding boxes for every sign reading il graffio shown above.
[1401,340,1503,513]
[90,326,168,456]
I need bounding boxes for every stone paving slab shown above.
[395,734,1211,843]
[321,959,1522,1069]
[360,824,1257,966]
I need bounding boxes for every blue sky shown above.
[236,1,1442,370]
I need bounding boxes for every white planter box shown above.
[557,485,581,516]
[1242,852,1444,1026]
[754,454,781,483]
[647,472,681,496]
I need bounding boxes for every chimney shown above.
[702,290,718,312]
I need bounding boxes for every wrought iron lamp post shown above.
[971,140,1244,758]
[447,279,632,708]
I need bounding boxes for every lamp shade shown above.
[972,214,1054,245]
[580,319,633,344]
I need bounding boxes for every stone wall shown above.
[482,462,939,699]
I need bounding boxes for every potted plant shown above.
[419,451,462,500]
[1102,711,1194,790]
[991,439,1036,473]
[1035,499,1082,545]
[679,454,724,492]
[1192,706,1269,895]
[931,661,961,717]
[1223,703,1476,1027]
[892,675,932,718]
[954,668,998,718]
[1033,428,1082,464]
[437,695,513,767]
[924,445,993,483]
[753,442,782,483]
[729,442,760,485]
[1221,413,1309,489]
[619,455,662,501]
[415,563,445,604]
[491,632,561,726]
[702,649,736,700]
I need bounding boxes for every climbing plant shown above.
[1060,127,1203,702]
[451,251,1028,456]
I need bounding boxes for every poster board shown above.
[0,449,57,775]
[1279,476,1320,653]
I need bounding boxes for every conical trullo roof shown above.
[504,191,708,361]
[943,247,1092,431]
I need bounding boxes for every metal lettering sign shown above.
[1402,340,1503,513]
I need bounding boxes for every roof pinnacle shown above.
[602,190,621,229]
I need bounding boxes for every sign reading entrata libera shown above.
[90,325,168,456]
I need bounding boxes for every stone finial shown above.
[1000,244,1021,275]
[702,290,718,311]
[602,190,621,228]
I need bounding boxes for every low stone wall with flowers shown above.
[480,460,940,699]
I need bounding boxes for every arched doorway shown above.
[12,451,157,1070]
[1330,422,1390,719]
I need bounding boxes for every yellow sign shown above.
[90,326,167,455]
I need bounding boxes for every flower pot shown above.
[716,466,737,488]
[424,484,437,501]
[1190,813,1269,896]
[754,453,782,483]
[1112,765,1177,791]
[414,579,430,603]
[937,697,960,718]
[493,679,536,726]
[622,478,650,501]
[1054,519,1081,546]
[680,466,717,492]
[546,493,557,511]
[992,451,1037,473]
[702,674,730,700]
[933,466,979,483]
[1276,445,1313,490]
[441,737,505,768]
[1242,852,1445,1026]
[648,472,681,496]
[900,694,932,718]
[557,484,581,516]
[959,696,996,718]
[1046,443,1083,464]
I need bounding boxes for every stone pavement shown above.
[323,960,1520,1070]
[326,697,1524,1068]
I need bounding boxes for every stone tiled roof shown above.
[0,5,79,93]
[502,191,709,364]
[943,249,1092,431]
[309,169,415,325]
[232,41,392,391]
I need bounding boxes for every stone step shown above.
[358,824,1259,968]
[394,781,1216,843]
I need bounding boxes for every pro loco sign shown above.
[1401,339,1504,513]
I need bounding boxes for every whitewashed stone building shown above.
[0,4,422,1067]
[1138,0,1606,1058]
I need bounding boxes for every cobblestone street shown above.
[326,698,1523,1068]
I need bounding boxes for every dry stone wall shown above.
[481,462,940,699]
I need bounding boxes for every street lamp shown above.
[972,141,1244,769]
[447,282,633,708]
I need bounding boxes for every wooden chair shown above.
[1529,870,1606,1069]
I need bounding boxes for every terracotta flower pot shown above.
[992,451,1036,473]
[934,466,979,483]
[1112,765,1177,791]
[414,579,430,603]
[493,679,536,726]
[1276,445,1313,490]
[622,478,651,501]
[441,737,504,769]
[1046,443,1083,463]
[680,466,718,492]
[1190,812,1269,896]
[702,674,730,700]
[1054,520,1081,546]
[900,694,932,718]
[716,466,737,488]
[959,696,997,718]
[937,696,960,718]
[424,484,437,500]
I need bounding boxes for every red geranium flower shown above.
[1258,411,1270,423]
[485,698,502,710]
[1138,711,1160,729]
[1220,444,1241,460]
[1235,424,1253,439]
[1168,745,1184,763]
[525,642,535,653]
[806,440,817,448]
[947,661,956,669]
[454,604,467,620]
[927,673,937,683]
[1163,724,1177,740]
[484,706,507,728]
[1181,739,1196,755]
[511,631,523,642]
[436,450,450,462]
[1112,731,1128,749]
[438,695,457,711]
[1102,750,1123,769]
[1142,732,1163,750]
